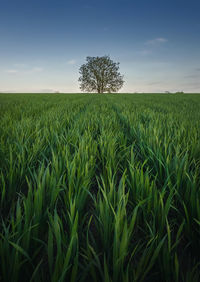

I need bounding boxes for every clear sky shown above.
[0,0,200,93]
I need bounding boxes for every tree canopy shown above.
[78,56,124,93]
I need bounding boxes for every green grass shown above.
[0,93,200,282]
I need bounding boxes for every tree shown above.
[78,55,124,93]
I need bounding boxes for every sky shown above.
[0,0,200,93]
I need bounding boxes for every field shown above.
[0,93,200,282]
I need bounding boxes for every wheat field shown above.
[0,93,200,281]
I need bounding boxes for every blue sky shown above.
[0,0,200,93]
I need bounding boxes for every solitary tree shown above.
[79,55,124,93]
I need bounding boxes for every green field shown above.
[0,93,200,282]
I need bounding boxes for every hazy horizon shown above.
[0,0,200,93]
